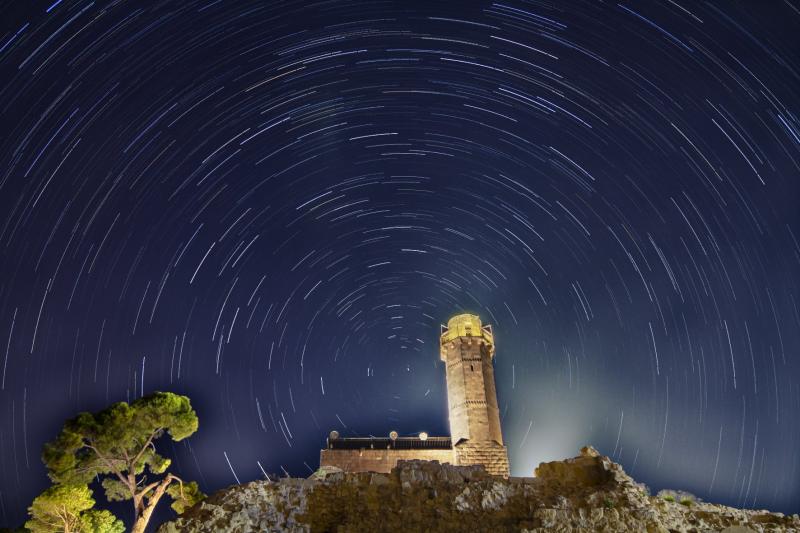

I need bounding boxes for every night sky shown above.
[1,0,799,528]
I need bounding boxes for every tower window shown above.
[470,364,474,371]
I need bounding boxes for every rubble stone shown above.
[158,449,800,532]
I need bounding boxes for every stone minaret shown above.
[440,313,510,477]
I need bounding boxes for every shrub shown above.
[657,489,698,506]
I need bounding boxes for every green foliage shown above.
[78,510,125,533]
[43,392,197,488]
[99,479,128,502]
[24,485,122,533]
[39,392,204,532]
[24,484,123,532]
[25,484,94,532]
[603,498,615,508]
[657,489,697,506]
[166,481,205,514]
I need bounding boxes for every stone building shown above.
[319,313,510,477]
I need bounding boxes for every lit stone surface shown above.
[319,448,454,474]
[440,314,510,477]
[159,451,800,532]
[320,313,510,477]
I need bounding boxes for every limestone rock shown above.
[580,445,600,457]
[157,448,800,532]
[308,465,342,481]
[158,478,315,533]
[480,481,509,510]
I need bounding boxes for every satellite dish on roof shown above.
[389,430,399,440]
[329,430,339,440]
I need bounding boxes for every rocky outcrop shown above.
[158,446,799,532]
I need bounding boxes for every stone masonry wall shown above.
[454,441,510,477]
[442,337,504,445]
[319,448,455,473]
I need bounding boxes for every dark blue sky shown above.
[0,0,798,528]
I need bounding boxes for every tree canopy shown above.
[77,510,124,533]
[24,484,123,533]
[41,392,204,533]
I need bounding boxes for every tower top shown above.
[440,313,495,357]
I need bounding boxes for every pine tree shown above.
[24,484,123,533]
[42,392,205,533]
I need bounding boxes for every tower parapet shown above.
[440,313,509,476]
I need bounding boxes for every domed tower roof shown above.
[440,313,495,358]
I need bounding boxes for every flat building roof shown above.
[326,436,452,450]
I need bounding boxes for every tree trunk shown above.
[130,477,173,533]
[131,515,148,533]
[131,493,144,533]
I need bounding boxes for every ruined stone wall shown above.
[319,448,454,473]
[454,441,510,477]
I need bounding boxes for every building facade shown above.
[319,313,510,477]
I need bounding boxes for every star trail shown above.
[0,0,799,527]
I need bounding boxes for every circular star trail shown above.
[1,0,799,526]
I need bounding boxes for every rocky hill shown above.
[157,447,798,532]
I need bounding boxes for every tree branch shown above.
[131,428,162,468]
[85,441,132,491]
[139,478,163,499]
[173,475,186,500]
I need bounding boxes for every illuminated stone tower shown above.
[440,313,510,477]
[318,313,510,477]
